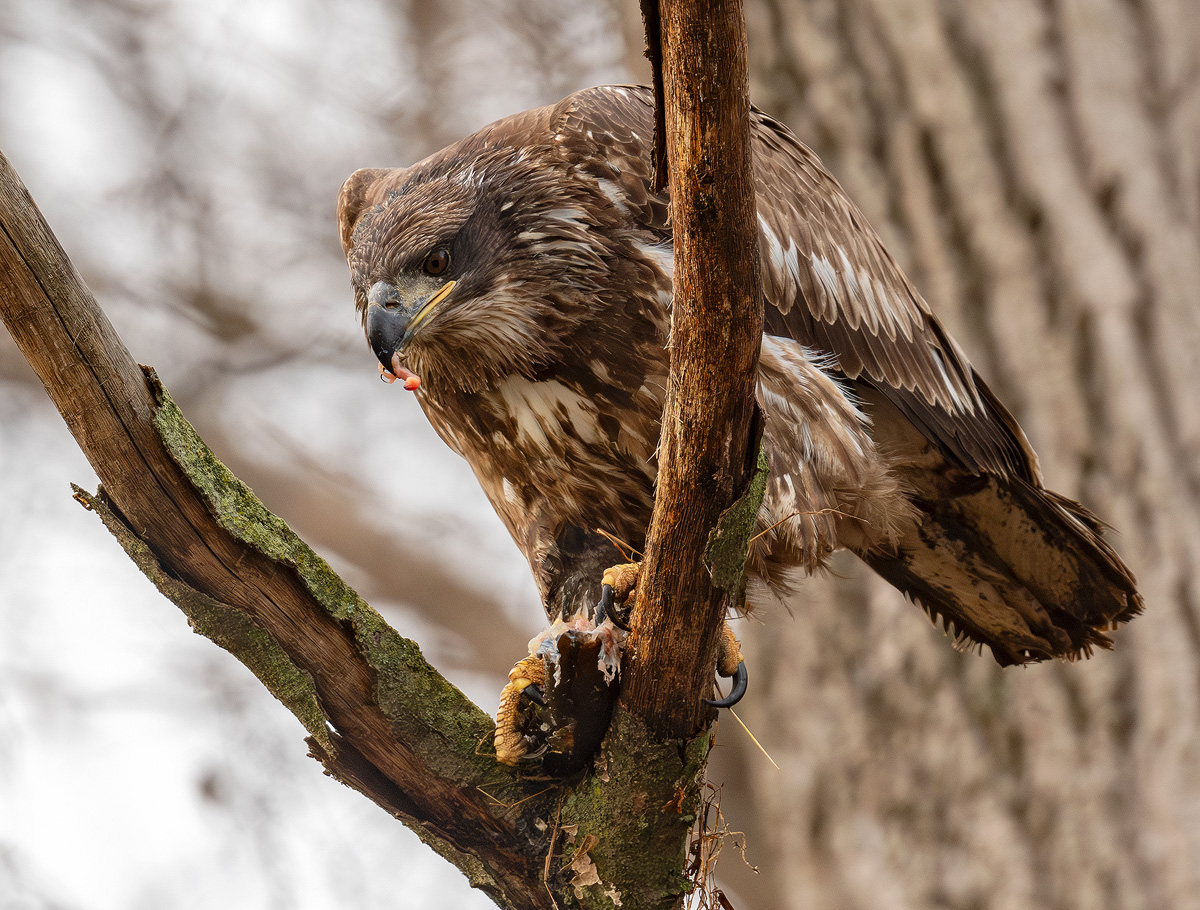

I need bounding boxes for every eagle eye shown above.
[423,248,451,276]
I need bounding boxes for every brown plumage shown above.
[338,85,1141,667]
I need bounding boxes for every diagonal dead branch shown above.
[0,134,744,908]
[0,146,557,909]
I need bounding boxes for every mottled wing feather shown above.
[749,110,1037,481]
[555,86,1037,482]
[550,87,670,234]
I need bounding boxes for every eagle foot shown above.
[493,617,625,771]
[596,561,749,709]
[706,624,748,709]
[494,653,547,765]
[594,562,641,628]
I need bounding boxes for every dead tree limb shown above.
[624,0,765,737]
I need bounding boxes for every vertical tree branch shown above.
[624,0,765,739]
[639,0,668,191]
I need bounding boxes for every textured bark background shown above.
[708,1,1200,908]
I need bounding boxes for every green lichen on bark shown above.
[149,378,359,619]
[146,376,497,782]
[72,485,333,751]
[704,447,768,603]
[557,708,714,910]
[356,616,498,785]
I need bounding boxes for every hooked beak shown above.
[364,278,457,371]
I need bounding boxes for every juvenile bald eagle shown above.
[338,84,1140,669]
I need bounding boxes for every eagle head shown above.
[337,141,625,395]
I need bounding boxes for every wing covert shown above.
[748,108,1037,480]
[553,86,1038,481]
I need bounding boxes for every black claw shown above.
[594,583,631,631]
[522,683,547,707]
[705,661,748,709]
[594,584,614,625]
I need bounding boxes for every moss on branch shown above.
[72,484,335,751]
[558,710,715,909]
[705,447,769,605]
[146,372,500,781]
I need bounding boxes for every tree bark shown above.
[713,1,1200,907]
[624,0,765,740]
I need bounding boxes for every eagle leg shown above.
[597,561,749,708]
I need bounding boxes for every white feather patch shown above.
[809,252,839,300]
[634,239,673,279]
[493,376,602,451]
[595,178,629,214]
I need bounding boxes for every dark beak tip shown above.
[365,303,406,370]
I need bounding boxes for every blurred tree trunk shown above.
[712,1,1200,908]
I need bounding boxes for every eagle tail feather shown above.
[861,476,1142,666]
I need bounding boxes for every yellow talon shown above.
[717,623,744,678]
[495,654,546,765]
